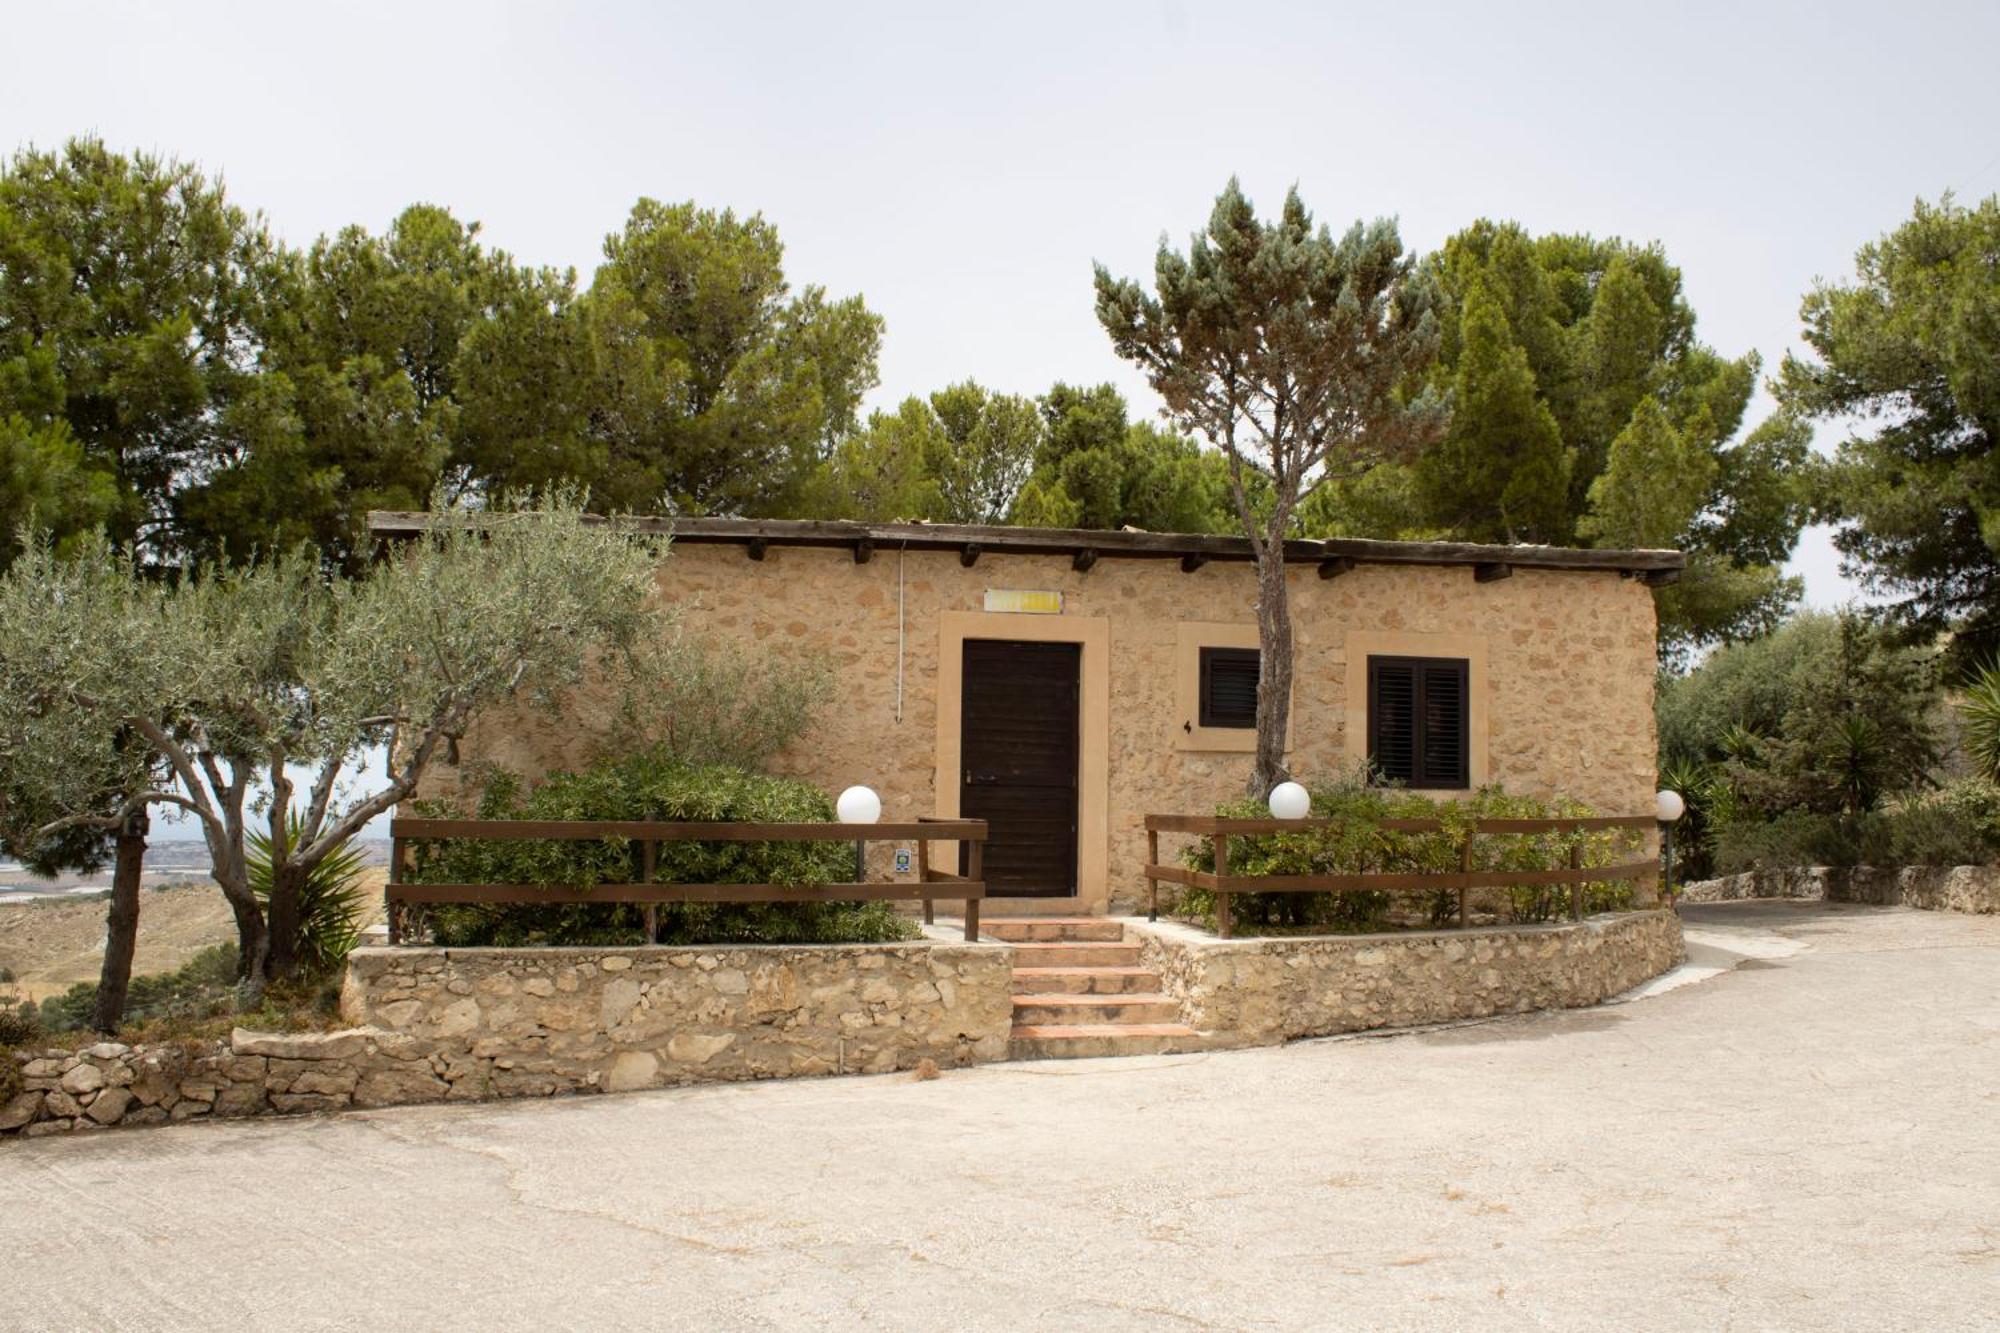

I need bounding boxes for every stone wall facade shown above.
[3,939,1014,1140]
[426,542,1662,913]
[1132,909,1684,1046]
[1679,865,2000,914]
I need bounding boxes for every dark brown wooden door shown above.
[959,639,1080,897]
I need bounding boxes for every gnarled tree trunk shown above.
[263,860,306,981]
[90,810,148,1034]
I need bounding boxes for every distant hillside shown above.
[0,839,389,904]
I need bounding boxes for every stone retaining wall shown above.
[338,940,1014,1091]
[1679,865,2000,914]
[1132,909,1683,1046]
[3,938,1013,1140]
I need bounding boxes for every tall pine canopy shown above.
[1306,220,1809,662]
[1779,194,2000,666]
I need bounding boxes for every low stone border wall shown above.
[339,940,1014,1091]
[4,937,1013,1140]
[1131,909,1684,1047]
[1679,865,2000,914]
[4,1029,449,1137]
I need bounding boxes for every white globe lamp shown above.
[1654,788,1687,909]
[836,785,883,825]
[1268,781,1311,821]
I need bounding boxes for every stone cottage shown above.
[370,515,1680,916]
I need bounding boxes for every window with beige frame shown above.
[1341,630,1490,790]
[1174,622,1289,753]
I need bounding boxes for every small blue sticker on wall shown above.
[893,848,913,874]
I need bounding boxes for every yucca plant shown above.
[248,818,368,976]
[1961,659,2000,782]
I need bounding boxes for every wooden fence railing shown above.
[387,817,989,943]
[1143,813,1657,939]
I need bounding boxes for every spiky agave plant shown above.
[1960,659,2000,782]
[248,817,368,976]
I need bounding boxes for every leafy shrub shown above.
[410,750,919,947]
[0,996,39,1049]
[1709,811,1876,874]
[36,944,245,1034]
[1658,611,1940,820]
[1885,779,2000,866]
[1707,780,2000,874]
[249,817,368,975]
[593,633,835,771]
[1174,778,1640,933]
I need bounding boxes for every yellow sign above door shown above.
[982,589,1063,614]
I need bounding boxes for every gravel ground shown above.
[3,900,1996,1331]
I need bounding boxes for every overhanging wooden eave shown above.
[365,512,1686,578]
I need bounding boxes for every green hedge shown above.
[1710,778,2000,875]
[1176,784,1642,933]
[408,752,921,947]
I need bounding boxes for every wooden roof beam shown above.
[1318,556,1356,580]
[959,543,982,568]
[1072,548,1098,573]
[1180,552,1209,573]
[362,511,1687,578]
[1474,562,1513,583]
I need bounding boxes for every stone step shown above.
[1008,1022,1203,1060]
[1012,993,1181,1025]
[982,917,1127,944]
[1008,941,1143,969]
[1009,966,1161,995]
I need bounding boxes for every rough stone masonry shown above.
[2,939,1014,1139]
[2,914,1686,1139]
[1134,909,1684,1044]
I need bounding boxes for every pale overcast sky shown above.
[9,0,2000,608]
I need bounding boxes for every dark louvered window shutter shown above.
[1199,647,1259,728]
[1368,656,1469,788]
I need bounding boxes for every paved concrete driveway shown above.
[5,901,1997,1331]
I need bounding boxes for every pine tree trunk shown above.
[1250,549,1295,796]
[90,811,148,1034]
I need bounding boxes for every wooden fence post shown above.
[1457,826,1473,928]
[1214,832,1233,940]
[964,838,983,942]
[387,836,405,946]
[1569,840,1584,921]
[641,832,658,943]
[1147,826,1160,922]
[917,834,934,925]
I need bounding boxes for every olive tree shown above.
[0,498,668,991]
[1095,180,1445,793]
[0,613,162,1031]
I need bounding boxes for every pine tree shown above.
[1415,281,1569,542]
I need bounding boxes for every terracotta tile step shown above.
[1008,1022,1204,1060]
[1012,993,1181,1025]
[982,917,1127,943]
[1007,941,1143,968]
[1010,966,1160,995]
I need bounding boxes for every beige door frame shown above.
[933,610,1110,916]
